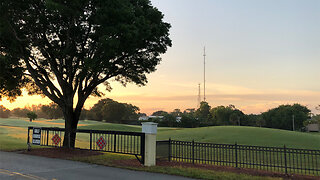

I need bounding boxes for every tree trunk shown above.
[63,108,80,148]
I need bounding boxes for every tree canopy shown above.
[27,111,37,122]
[262,104,311,131]
[0,0,171,147]
[0,105,10,118]
[87,98,139,124]
[41,103,63,119]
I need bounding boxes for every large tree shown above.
[262,104,310,131]
[0,0,171,147]
[88,98,139,123]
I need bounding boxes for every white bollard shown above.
[141,122,157,166]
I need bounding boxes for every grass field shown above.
[0,118,318,178]
[71,152,280,180]
[157,126,320,149]
[1,118,320,150]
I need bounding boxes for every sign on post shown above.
[32,127,41,145]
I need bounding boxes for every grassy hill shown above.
[156,126,320,149]
[79,121,320,149]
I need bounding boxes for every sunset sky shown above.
[1,0,320,115]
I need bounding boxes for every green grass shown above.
[80,123,141,132]
[71,152,281,180]
[157,126,320,149]
[81,122,179,133]
[1,118,320,150]
[0,118,318,178]
[0,128,26,151]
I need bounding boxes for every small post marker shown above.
[142,122,158,166]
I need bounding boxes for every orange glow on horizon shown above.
[1,87,319,115]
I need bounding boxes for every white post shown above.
[142,122,157,166]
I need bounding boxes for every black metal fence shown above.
[157,139,320,176]
[27,127,145,164]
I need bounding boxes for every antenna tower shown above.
[198,83,201,107]
[203,46,206,102]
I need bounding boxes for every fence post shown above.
[235,142,238,168]
[141,133,145,165]
[46,130,49,146]
[168,138,171,162]
[192,140,195,164]
[68,132,71,148]
[284,145,288,175]
[27,127,31,151]
[114,134,117,152]
[90,130,92,150]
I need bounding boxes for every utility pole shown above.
[203,46,206,102]
[292,115,295,131]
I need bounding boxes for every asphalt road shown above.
[0,151,192,180]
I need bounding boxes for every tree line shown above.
[0,100,314,131]
[0,98,139,123]
[146,102,312,131]
[0,104,63,119]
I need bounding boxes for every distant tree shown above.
[195,101,211,125]
[138,113,147,117]
[243,114,265,127]
[89,98,139,124]
[262,104,310,131]
[303,115,320,126]
[180,114,199,128]
[210,105,233,125]
[27,112,37,122]
[0,105,10,118]
[12,108,31,118]
[79,109,88,120]
[229,113,240,126]
[88,99,106,121]
[210,105,245,126]
[151,110,168,116]
[183,108,195,114]
[154,113,176,127]
[41,103,63,119]
[171,109,182,117]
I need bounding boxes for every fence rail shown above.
[27,127,145,164]
[157,139,320,176]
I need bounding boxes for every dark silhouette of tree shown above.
[151,110,168,116]
[195,101,211,125]
[12,108,31,118]
[0,105,10,118]
[171,109,182,117]
[41,103,63,119]
[262,104,310,131]
[180,113,199,128]
[210,105,245,126]
[87,98,139,124]
[27,111,37,122]
[0,0,171,147]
